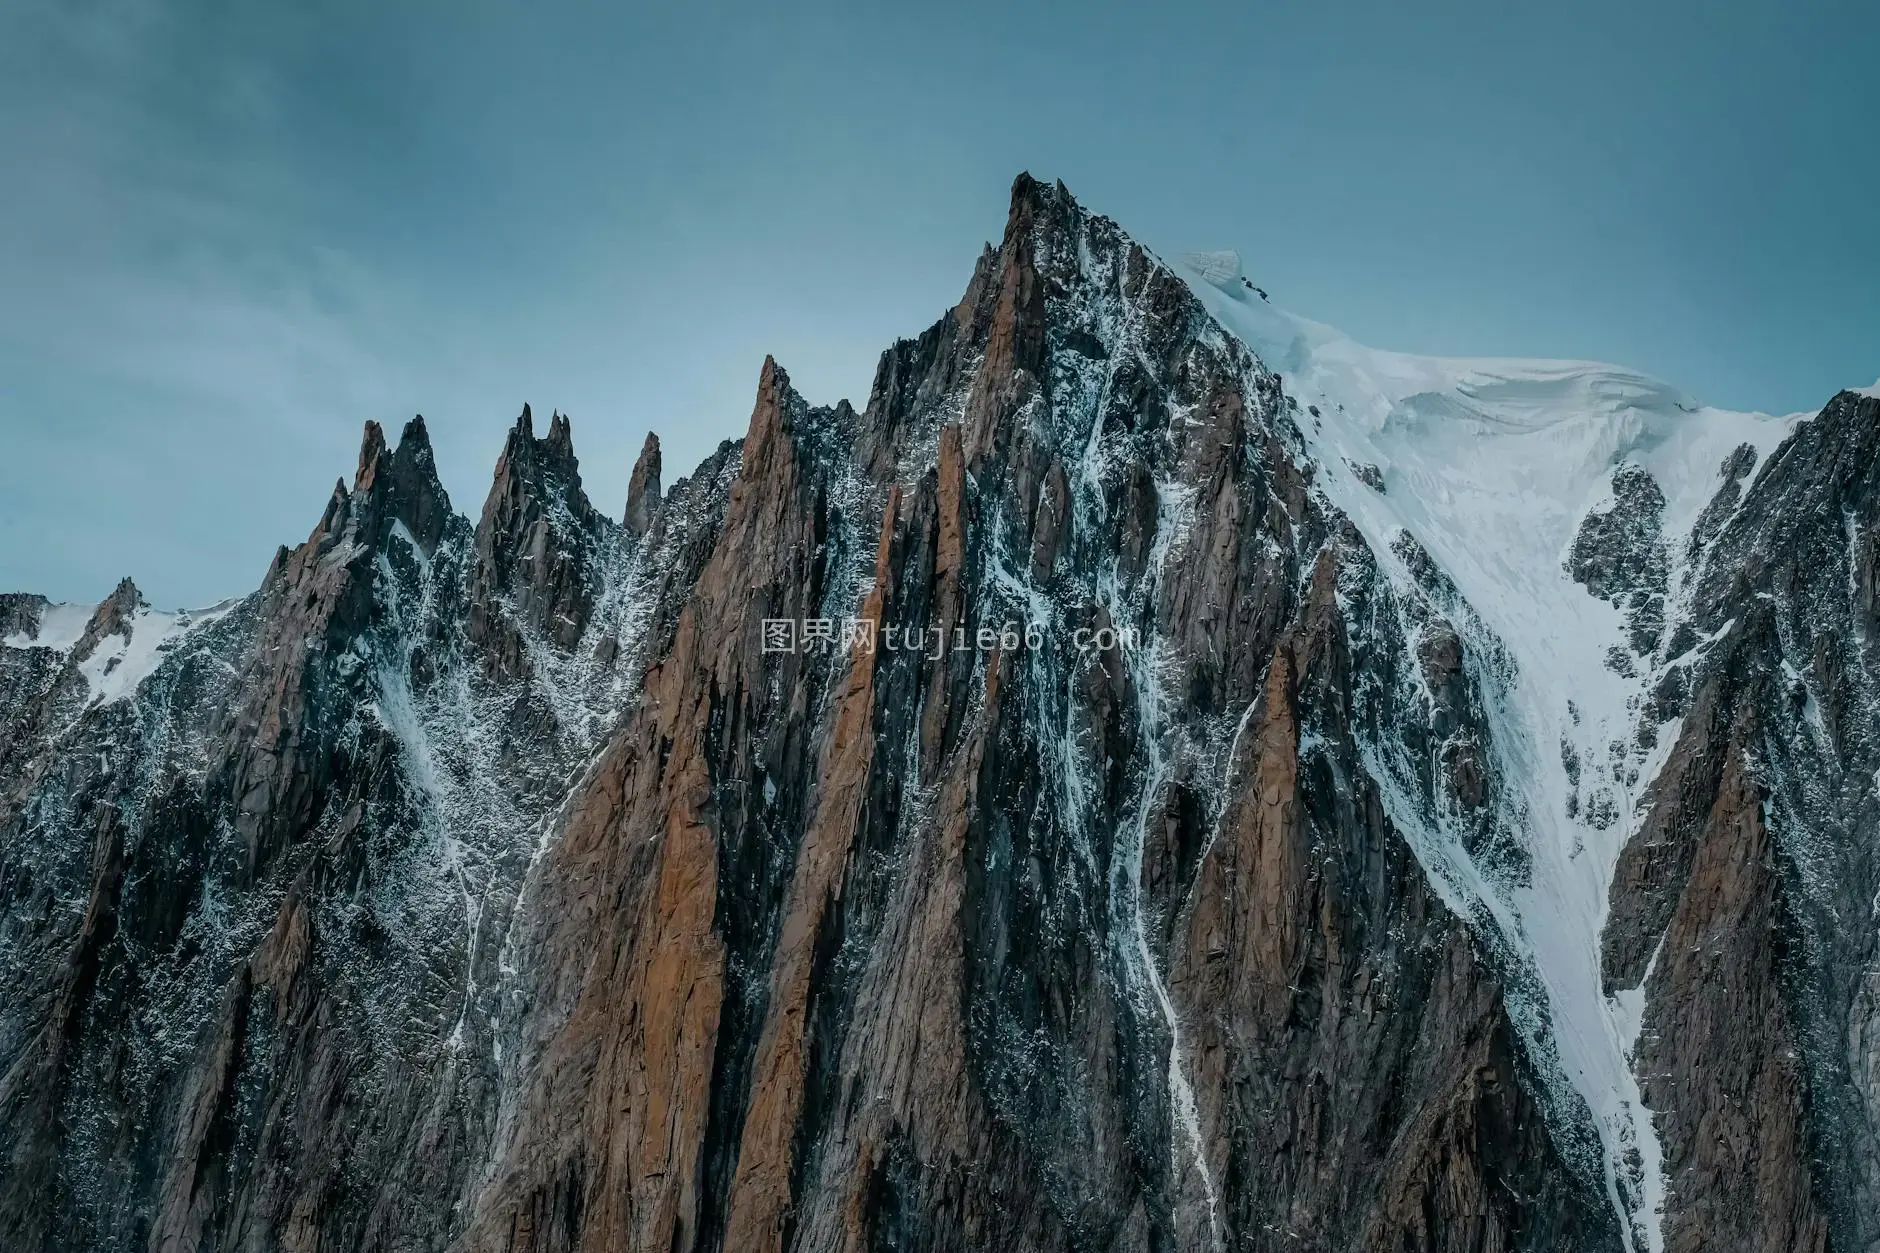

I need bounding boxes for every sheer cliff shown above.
[1,175,1874,1253]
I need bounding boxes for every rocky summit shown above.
[2,175,1876,1253]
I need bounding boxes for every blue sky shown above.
[3,0,1875,607]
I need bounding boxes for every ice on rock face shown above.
[1181,249,1243,291]
[1857,377,1880,399]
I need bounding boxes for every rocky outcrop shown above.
[0,404,727,1253]
[1602,389,1880,1253]
[1,175,1874,1253]
[71,577,144,660]
[1568,462,1669,656]
[468,406,609,677]
[1175,555,1614,1252]
[625,432,663,536]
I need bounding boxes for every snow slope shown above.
[3,597,241,706]
[77,601,239,706]
[3,602,92,651]
[1176,260,1800,1252]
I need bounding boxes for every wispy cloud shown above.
[0,3,477,604]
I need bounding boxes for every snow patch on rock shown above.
[77,600,241,707]
[5,595,241,706]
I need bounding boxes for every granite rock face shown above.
[1,176,1875,1253]
[625,432,663,537]
[1601,388,1880,1253]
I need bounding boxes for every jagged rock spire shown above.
[355,420,390,490]
[73,576,144,660]
[15,171,1878,1253]
[345,416,453,554]
[387,416,451,552]
[546,410,575,460]
[487,405,587,507]
[624,432,662,536]
[468,405,606,672]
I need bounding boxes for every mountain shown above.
[2,174,1875,1253]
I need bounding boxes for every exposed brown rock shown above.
[1634,741,1829,1253]
[1602,387,1880,1250]
[719,490,899,1252]
[625,432,663,537]
[72,576,143,662]
[8,172,1872,1253]
[1172,551,1611,1252]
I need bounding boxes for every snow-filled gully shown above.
[1049,248,1225,1246]
[1172,255,1801,1252]
[1104,472,1224,1250]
